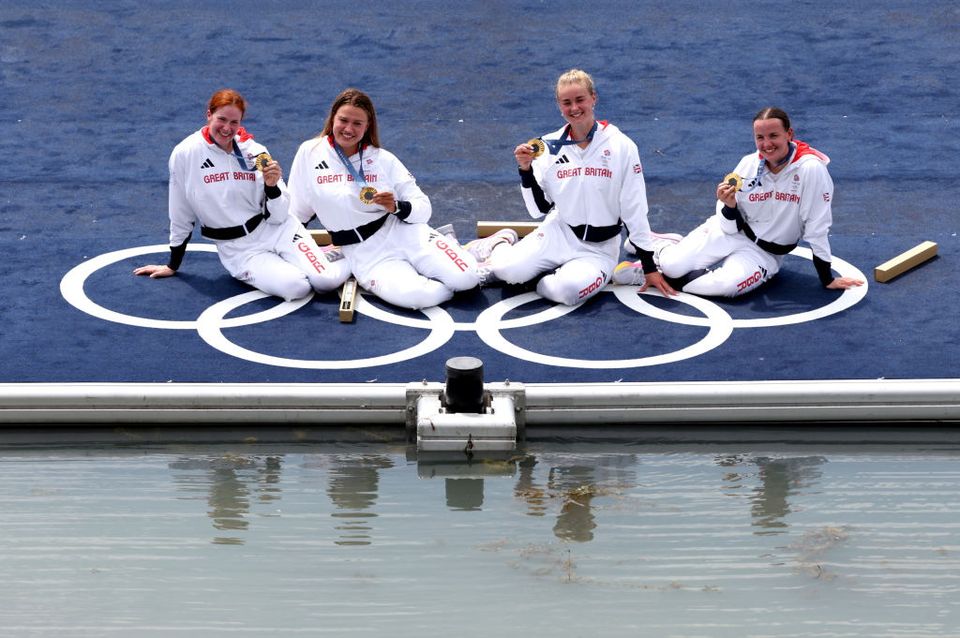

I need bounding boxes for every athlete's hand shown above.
[514,143,535,171]
[639,271,677,296]
[372,191,397,213]
[133,264,175,279]
[261,159,282,187]
[716,181,738,209]
[826,276,864,290]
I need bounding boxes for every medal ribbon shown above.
[746,142,795,191]
[546,120,599,155]
[332,141,367,187]
[231,140,256,172]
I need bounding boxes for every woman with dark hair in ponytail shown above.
[616,107,864,296]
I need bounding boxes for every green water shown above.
[1,432,958,637]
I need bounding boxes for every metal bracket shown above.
[405,381,526,452]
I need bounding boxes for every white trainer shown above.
[465,228,518,261]
[434,223,458,243]
[650,232,682,267]
[476,264,501,287]
[321,244,345,262]
[651,231,682,250]
[612,260,645,286]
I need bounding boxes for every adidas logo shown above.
[201,158,215,169]
[554,154,570,165]
[315,160,329,170]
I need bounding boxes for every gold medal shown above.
[527,138,546,158]
[359,186,378,204]
[724,172,743,191]
[254,152,272,171]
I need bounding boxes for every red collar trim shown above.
[791,140,828,163]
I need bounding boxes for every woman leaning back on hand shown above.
[134,88,348,301]
[616,107,864,296]
[466,68,674,305]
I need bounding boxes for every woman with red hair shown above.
[135,88,348,301]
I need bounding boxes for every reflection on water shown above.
[168,450,827,545]
[327,455,393,546]
[164,450,837,547]
[716,453,827,534]
[170,454,284,545]
[750,455,826,533]
[258,456,283,504]
[514,455,548,517]
[548,466,599,542]
[170,453,394,546]
[446,478,483,510]
[512,454,639,542]
[168,451,648,546]
[4,441,960,635]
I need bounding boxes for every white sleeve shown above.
[799,162,834,262]
[714,199,740,235]
[259,144,290,225]
[287,143,316,225]
[167,148,197,246]
[620,141,653,251]
[520,192,548,219]
[519,154,553,220]
[263,178,291,225]
[388,154,431,224]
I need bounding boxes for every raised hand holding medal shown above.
[514,140,539,170]
[254,152,272,171]
[255,152,282,187]
[515,121,598,170]
[527,138,546,158]
[717,172,742,208]
[515,138,548,171]
[332,140,388,211]
[723,172,743,192]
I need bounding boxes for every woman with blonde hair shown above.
[471,69,672,305]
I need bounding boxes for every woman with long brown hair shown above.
[288,88,482,310]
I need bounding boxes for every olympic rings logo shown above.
[60,243,868,370]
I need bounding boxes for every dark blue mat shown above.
[2,1,957,384]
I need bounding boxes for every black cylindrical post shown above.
[443,356,484,413]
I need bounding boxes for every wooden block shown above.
[309,229,332,246]
[339,278,358,323]
[476,221,540,238]
[874,241,938,283]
